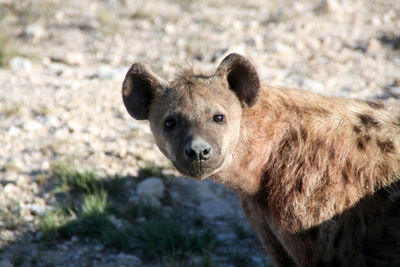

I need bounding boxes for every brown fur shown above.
[122,54,400,267]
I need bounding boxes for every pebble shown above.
[115,254,142,267]
[23,120,43,132]
[9,57,32,72]
[65,52,86,66]
[23,24,46,41]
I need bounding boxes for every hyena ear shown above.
[216,53,260,108]
[122,63,162,120]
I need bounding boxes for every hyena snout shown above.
[184,138,213,162]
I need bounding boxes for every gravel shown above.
[1,0,400,266]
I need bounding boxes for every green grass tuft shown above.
[224,248,254,267]
[51,162,102,194]
[134,216,217,261]
[232,222,255,240]
[138,162,166,178]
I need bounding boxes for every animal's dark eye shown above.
[213,114,225,123]
[164,118,176,130]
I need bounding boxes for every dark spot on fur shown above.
[329,147,335,160]
[313,138,325,150]
[343,160,352,183]
[342,170,349,182]
[356,135,371,150]
[345,197,351,206]
[287,128,299,146]
[300,127,308,141]
[333,227,343,248]
[295,177,303,193]
[366,100,385,109]
[358,114,380,129]
[353,125,361,134]
[377,139,395,153]
[357,137,365,150]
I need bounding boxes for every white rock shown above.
[97,66,127,80]
[24,120,43,132]
[23,24,46,40]
[116,253,142,267]
[7,126,21,136]
[25,203,48,216]
[136,177,164,200]
[9,57,32,72]
[47,116,61,128]
[65,52,86,66]
[3,183,22,198]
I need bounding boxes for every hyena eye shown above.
[213,114,225,123]
[164,118,176,130]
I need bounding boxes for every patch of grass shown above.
[32,105,51,117]
[39,206,76,240]
[2,104,22,117]
[224,248,254,267]
[138,162,166,178]
[134,216,217,261]
[139,201,164,220]
[51,162,101,194]
[0,30,17,67]
[0,208,23,230]
[96,8,120,35]
[40,191,130,249]
[232,223,255,240]
[41,164,131,249]
[41,162,217,260]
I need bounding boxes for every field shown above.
[0,0,399,266]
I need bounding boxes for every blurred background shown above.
[0,0,399,266]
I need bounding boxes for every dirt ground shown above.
[0,0,399,266]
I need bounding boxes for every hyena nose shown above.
[184,138,212,161]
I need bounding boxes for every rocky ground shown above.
[0,0,399,266]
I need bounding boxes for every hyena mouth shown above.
[175,160,223,179]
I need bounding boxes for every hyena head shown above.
[122,53,260,179]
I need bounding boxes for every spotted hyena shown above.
[122,53,400,266]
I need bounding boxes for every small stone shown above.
[164,23,176,34]
[24,120,43,132]
[23,24,46,41]
[94,244,104,252]
[118,146,127,158]
[115,253,142,267]
[41,160,50,170]
[367,38,382,54]
[9,57,32,72]
[7,126,21,136]
[65,52,86,66]
[25,203,47,216]
[136,177,165,200]
[3,183,21,198]
[314,0,340,14]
